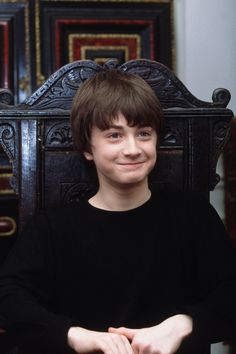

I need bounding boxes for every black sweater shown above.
[0,190,236,354]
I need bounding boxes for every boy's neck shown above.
[88,182,151,211]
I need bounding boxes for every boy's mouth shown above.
[118,161,145,165]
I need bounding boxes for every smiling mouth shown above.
[119,162,144,165]
[118,162,145,168]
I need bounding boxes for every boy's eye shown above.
[107,132,122,139]
[137,130,152,138]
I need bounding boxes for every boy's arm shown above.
[109,314,192,354]
[181,194,236,343]
[111,194,236,353]
[67,326,133,354]
[0,212,76,353]
[0,211,134,354]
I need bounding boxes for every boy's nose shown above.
[123,137,142,156]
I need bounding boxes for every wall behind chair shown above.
[174,2,236,353]
[174,0,236,217]
[174,0,236,114]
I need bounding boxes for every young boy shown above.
[0,70,235,354]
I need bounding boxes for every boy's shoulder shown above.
[26,199,88,230]
[150,185,207,202]
[150,185,211,216]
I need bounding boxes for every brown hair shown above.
[71,69,164,154]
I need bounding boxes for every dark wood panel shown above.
[0,2,29,103]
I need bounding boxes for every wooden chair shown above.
[0,58,233,353]
[0,58,233,231]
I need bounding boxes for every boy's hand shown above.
[109,314,193,354]
[67,326,134,354]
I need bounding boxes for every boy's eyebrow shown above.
[105,124,154,130]
[106,124,124,130]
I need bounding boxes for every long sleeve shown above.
[179,193,236,345]
[0,212,76,353]
[0,192,236,354]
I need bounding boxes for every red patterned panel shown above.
[0,21,9,88]
[0,217,16,237]
[55,19,155,69]
[69,34,140,62]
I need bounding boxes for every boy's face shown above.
[84,113,157,189]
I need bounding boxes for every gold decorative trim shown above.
[0,165,11,171]
[43,0,171,3]
[19,75,30,93]
[35,0,45,86]
[0,173,15,195]
[0,216,16,237]
[0,172,12,178]
[93,58,112,64]
[81,45,129,62]
[0,0,26,3]
[23,0,31,96]
[0,189,15,195]
[69,34,141,62]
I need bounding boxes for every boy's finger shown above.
[109,326,137,340]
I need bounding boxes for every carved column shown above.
[0,122,19,194]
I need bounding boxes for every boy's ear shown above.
[84,151,94,161]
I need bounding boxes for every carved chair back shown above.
[0,59,233,232]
